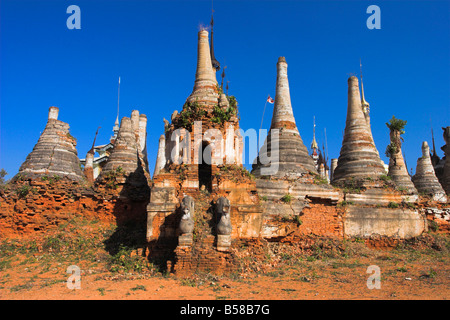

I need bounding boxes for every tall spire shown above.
[186,29,218,106]
[332,76,385,183]
[270,57,297,130]
[252,57,317,177]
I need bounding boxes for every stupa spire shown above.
[186,29,219,106]
[332,76,386,183]
[412,141,447,202]
[252,57,317,177]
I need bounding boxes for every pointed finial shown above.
[311,116,318,150]
[88,127,101,155]
[360,59,370,114]
[113,76,121,136]
[221,66,227,89]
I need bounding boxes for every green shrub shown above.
[281,194,292,203]
[387,201,399,209]
[108,245,148,273]
[386,116,407,134]
[16,185,31,198]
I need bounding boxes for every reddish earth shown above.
[1,260,449,300]
[1,219,449,300]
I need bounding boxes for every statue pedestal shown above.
[216,234,231,252]
[178,233,193,247]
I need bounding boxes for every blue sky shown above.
[1,0,449,179]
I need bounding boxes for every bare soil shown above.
[1,218,449,300]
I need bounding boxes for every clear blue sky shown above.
[1,0,449,179]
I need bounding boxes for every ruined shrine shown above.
[1,18,449,277]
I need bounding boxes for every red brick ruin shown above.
[1,28,449,276]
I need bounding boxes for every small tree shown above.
[385,116,407,158]
[386,116,407,134]
[0,169,7,185]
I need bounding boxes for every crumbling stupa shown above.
[386,116,418,195]
[99,110,149,178]
[17,106,83,181]
[412,141,447,203]
[332,76,386,183]
[251,57,340,239]
[252,57,317,178]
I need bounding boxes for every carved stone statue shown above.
[216,197,232,235]
[179,195,195,235]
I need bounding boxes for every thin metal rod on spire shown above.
[89,126,101,154]
[360,58,366,101]
[116,76,121,123]
[313,116,316,140]
[260,98,268,131]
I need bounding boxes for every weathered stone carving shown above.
[216,197,232,235]
[179,195,195,234]
[216,197,232,251]
[177,195,195,247]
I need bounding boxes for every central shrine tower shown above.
[146,27,262,274]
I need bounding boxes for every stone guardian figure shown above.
[216,197,232,251]
[178,195,195,247]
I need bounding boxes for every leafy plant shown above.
[281,194,292,203]
[379,174,392,182]
[176,101,207,130]
[108,244,149,273]
[387,201,399,209]
[103,166,124,189]
[314,175,328,185]
[0,169,7,185]
[16,185,32,198]
[385,142,398,158]
[211,105,236,124]
[386,116,407,135]
[337,200,354,207]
